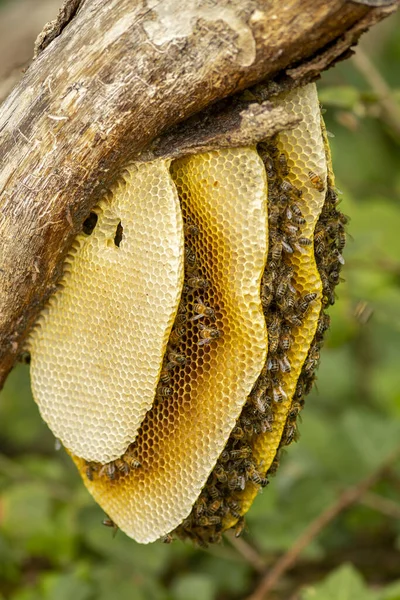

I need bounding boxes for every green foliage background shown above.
[0,4,399,599]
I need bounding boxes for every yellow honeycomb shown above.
[72,147,269,543]
[224,84,328,523]
[28,83,343,545]
[28,162,184,463]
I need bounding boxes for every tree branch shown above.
[0,0,398,388]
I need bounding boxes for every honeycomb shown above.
[28,162,184,463]
[221,84,328,525]
[28,83,346,545]
[71,147,269,543]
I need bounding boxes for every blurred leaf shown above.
[319,86,361,110]
[171,574,216,600]
[300,563,378,600]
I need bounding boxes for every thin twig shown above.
[225,531,266,573]
[352,46,400,140]
[360,491,400,519]
[246,446,400,600]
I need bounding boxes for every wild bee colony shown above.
[28,84,346,545]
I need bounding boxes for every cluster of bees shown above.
[273,183,347,456]
[173,138,346,545]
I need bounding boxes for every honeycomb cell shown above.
[72,147,269,543]
[29,161,184,463]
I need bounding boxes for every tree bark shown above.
[0,0,398,388]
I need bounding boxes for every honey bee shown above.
[328,270,341,285]
[187,276,208,290]
[214,465,228,483]
[279,328,293,352]
[234,517,246,538]
[156,385,173,399]
[282,222,299,237]
[281,180,302,198]
[159,368,171,384]
[278,153,289,176]
[297,237,312,247]
[100,462,116,480]
[169,326,186,346]
[208,485,220,500]
[303,348,320,374]
[191,300,215,321]
[332,248,345,266]
[272,381,287,403]
[269,204,281,227]
[315,239,326,257]
[268,329,280,354]
[124,452,141,469]
[184,222,199,237]
[250,387,267,413]
[260,414,273,433]
[251,471,268,487]
[208,499,222,514]
[85,462,96,481]
[167,350,186,367]
[219,450,230,463]
[298,292,318,314]
[308,170,325,192]
[232,426,245,439]
[114,458,129,475]
[230,446,252,460]
[198,324,221,346]
[227,473,246,491]
[177,300,187,314]
[195,495,208,517]
[198,515,221,526]
[278,356,291,373]
[102,517,118,537]
[277,292,295,314]
[267,312,281,333]
[294,379,304,399]
[338,229,346,252]
[288,402,301,421]
[267,357,279,373]
[290,202,304,218]
[227,500,241,519]
[317,313,330,336]
[270,240,282,265]
[261,289,273,310]
[284,425,297,445]
[174,312,187,326]
[184,247,197,273]
[281,238,293,254]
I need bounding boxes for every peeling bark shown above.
[0,0,398,388]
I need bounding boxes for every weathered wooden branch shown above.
[0,0,398,388]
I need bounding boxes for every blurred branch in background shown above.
[352,46,400,141]
[247,446,400,600]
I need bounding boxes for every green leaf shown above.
[171,574,216,600]
[300,563,378,600]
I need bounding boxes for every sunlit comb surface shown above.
[28,83,346,544]
[29,162,184,463]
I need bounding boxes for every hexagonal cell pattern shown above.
[29,161,184,463]
[72,147,269,543]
